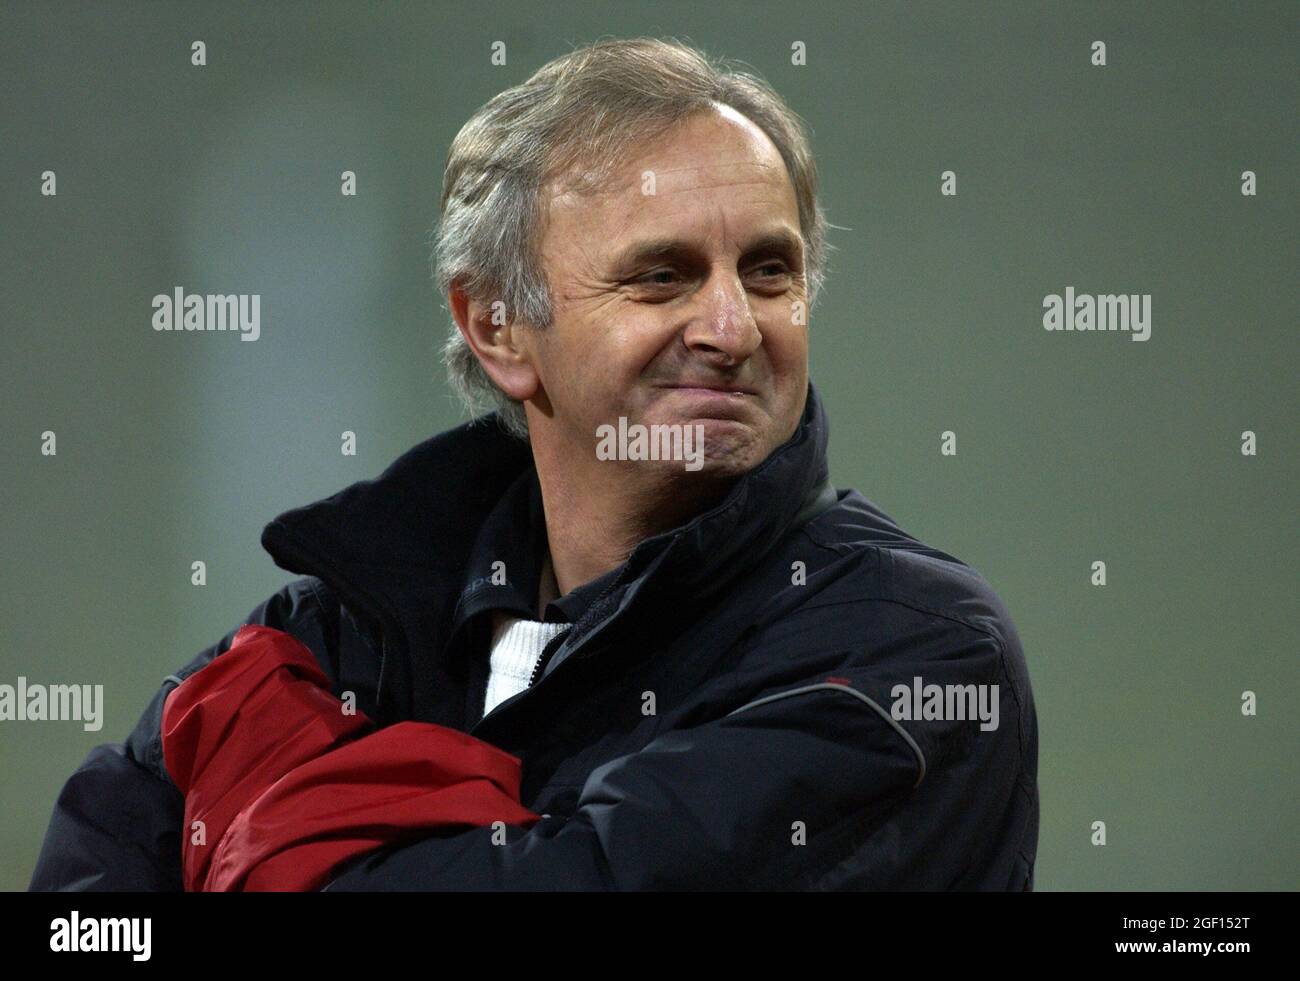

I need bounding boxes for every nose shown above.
[681,269,762,367]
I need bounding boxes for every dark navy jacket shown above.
[29,381,1039,890]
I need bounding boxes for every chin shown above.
[689,421,770,476]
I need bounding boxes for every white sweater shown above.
[482,613,570,719]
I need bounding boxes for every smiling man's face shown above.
[523,103,810,479]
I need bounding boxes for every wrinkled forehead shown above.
[543,124,798,260]
[549,106,789,204]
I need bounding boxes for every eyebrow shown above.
[608,228,805,275]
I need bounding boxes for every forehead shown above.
[543,106,800,263]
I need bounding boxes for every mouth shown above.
[659,382,757,397]
[653,382,759,422]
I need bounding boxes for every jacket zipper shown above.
[526,626,572,689]
[469,616,578,737]
[524,563,635,689]
[473,552,660,738]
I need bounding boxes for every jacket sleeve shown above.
[27,577,337,892]
[321,626,1015,891]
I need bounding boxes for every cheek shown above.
[761,315,808,372]
[536,321,635,418]
[602,313,676,377]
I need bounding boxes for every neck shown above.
[529,429,735,597]
[535,550,560,616]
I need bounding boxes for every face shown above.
[522,104,810,478]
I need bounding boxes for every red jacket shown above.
[161,624,540,890]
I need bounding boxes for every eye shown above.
[635,268,682,287]
[750,261,793,284]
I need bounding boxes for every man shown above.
[30,38,1038,891]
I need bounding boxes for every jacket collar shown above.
[261,380,834,719]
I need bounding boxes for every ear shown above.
[448,283,541,402]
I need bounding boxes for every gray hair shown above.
[433,36,832,440]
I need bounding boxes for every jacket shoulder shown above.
[740,491,1033,737]
[790,490,1024,656]
[736,494,1038,887]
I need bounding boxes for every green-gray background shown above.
[2,0,1295,891]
